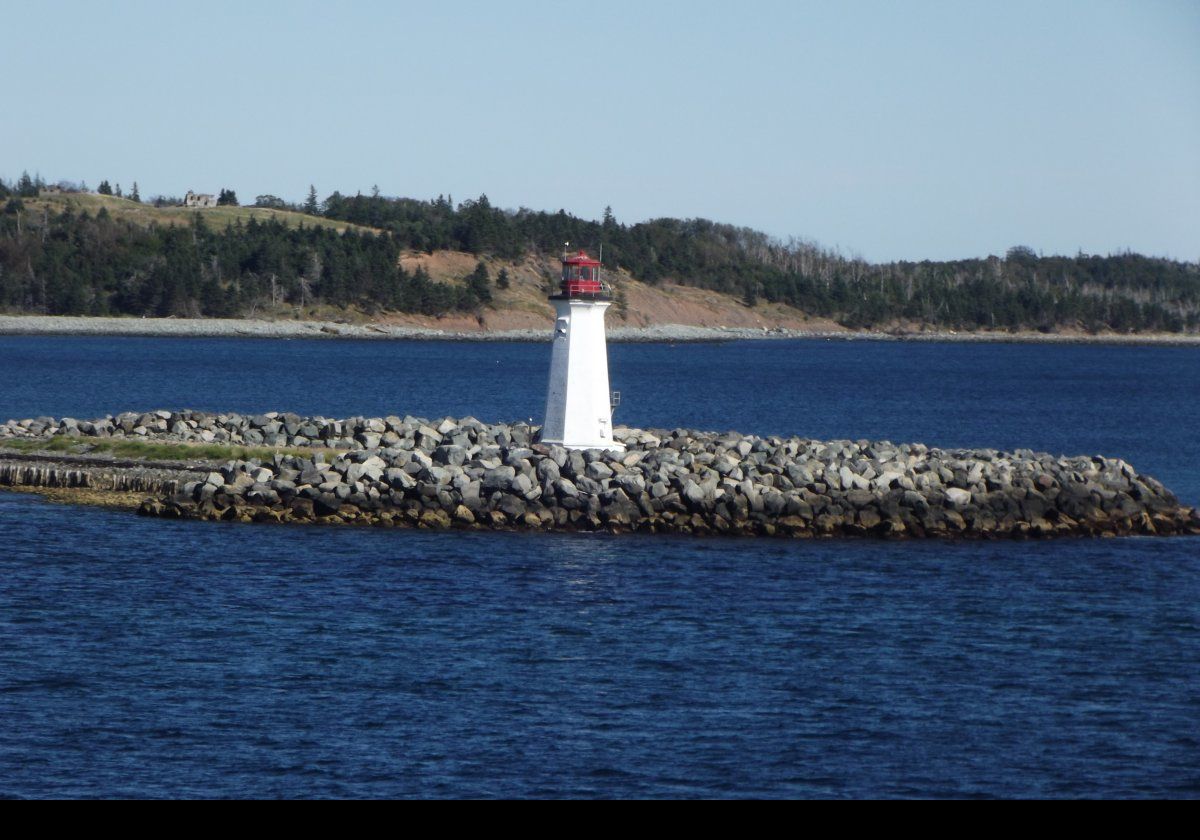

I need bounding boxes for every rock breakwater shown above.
[1,409,538,450]
[4,410,1196,538]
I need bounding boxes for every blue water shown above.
[1,336,1197,798]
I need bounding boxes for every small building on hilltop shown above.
[184,191,218,208]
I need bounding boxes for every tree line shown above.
[0,202,494,317]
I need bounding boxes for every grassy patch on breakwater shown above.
[0,435,306,463]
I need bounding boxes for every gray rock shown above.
[511,472,534,495]
[434,445,468,466]
[536,458,561,484]
[944,487,972,508]
[585,461,614,481]
[482,465,517,492]
[554,478,580,498]
[681,479,709,509]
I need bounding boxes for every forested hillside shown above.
[2,173,1197,332]
[320,191,1199,332]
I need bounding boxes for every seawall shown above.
[0,454,195,495]
[3,410,1197,538]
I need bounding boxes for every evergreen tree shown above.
[98,180,113,195]
[17,171,36,197]
[217,188,238,206]
[466,260,492,305]
[304,185,320,215]
[496,267,510,289]
[115,183,123,198]
[130,182,141,203]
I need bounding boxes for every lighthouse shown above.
[540,249,624,451]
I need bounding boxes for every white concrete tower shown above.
[540,250,624,451]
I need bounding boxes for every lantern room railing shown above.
[554,263,612,300]
[560,277,612,297]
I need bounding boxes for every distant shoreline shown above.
[1,314,1198,346]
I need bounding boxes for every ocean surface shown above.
[0,335,1197,798]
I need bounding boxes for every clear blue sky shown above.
[4,0,1197,262]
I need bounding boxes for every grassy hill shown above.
[384,250,833,333]
[24,192,378,234]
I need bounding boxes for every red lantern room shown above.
[554,250,609,300]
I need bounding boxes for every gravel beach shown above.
[2,314,1198,344]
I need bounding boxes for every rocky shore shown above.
[2,314,1198,345]
[0,314,817,342]
[2,410,1197,539]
